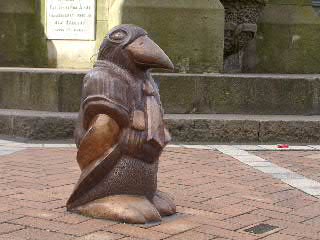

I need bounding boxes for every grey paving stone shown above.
[182,145,213,150]
[308,145,320,150]
[254,166,292,174]
[43,144,75,148]
[258,145,316,151]
[300,186,320,196]
[285,146,314,150]
[271,172,304,180]
[25,144,44,148]
[234,155,268,164]
[0,147,25,156]
[214,145,251,156]
[216,145,320,197]
[166,145,182,148]
[282,178,320,189]
[246,162,274,167]
[233,145,265,151]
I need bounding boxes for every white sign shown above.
[46,0,96,40]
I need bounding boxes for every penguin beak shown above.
[126,35,174,70]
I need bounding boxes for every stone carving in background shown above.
[67,24,176,224]
[221,0,266,72]
[313,0,320,15]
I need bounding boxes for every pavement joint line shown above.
[214,145,320,197]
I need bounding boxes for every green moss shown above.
[155,75,197,113]
[256,5,320,73]
[155,74,317,115]
[0,70,318,114]
[95,21,109,52]
[97,0,109,21]
[58,73,83,112]
[0,0,48,67]
[109,0,225,73]
[266,0,310,5]
[0,72,60,111]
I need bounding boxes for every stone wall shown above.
[109,0,225,73]
[254,0,320,73]
[0,0,110,69]
[3,0,319,73]
[0,0,225,72]
[0,68,319,115]
[0,0,47,67]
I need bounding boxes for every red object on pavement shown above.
[277,144,289,149]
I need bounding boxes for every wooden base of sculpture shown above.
[71,192,176,224]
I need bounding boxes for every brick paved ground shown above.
[254,151,320,182]
[1,146,320,239]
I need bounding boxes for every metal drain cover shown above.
[244,223,278,235]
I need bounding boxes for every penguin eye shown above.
[110,30,127,41]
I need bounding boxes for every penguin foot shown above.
[74,195,161,224]
[152,191,176,217]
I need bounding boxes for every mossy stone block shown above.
[256,4,320,73]
[0,72,60,111]
[155,74,318,115]
[0,70,84,112]
[154,74,197,114]
[97,0,109,21]
[1,69,318,115]
[109,0,224,73]
[0,0,34,14]
[58,73,83,112]
[95,20,109,51]
[0,0,47,67]
[197,75,316,114]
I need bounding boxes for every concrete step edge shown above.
[1,67,320,79]
[1,70,320,115]
[0,109,319,143]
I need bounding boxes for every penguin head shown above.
[97,24,174,72]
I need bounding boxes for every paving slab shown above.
[233,145,265,151]
[181,145,213,150]
[255,151,320,182]
[0,142,320,239]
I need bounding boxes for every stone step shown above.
[0,109,319,143]
[1,67,319,115]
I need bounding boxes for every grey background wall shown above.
[254,0,320,73]
[1,0,320,74]
[0,0,225,72]
[0,0,47,67]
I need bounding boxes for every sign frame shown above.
[46,0,96,41]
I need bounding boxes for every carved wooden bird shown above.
[67,24,176,224]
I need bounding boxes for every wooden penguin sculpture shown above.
[67,24,176,224]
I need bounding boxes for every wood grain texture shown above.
[67,24,176,224]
